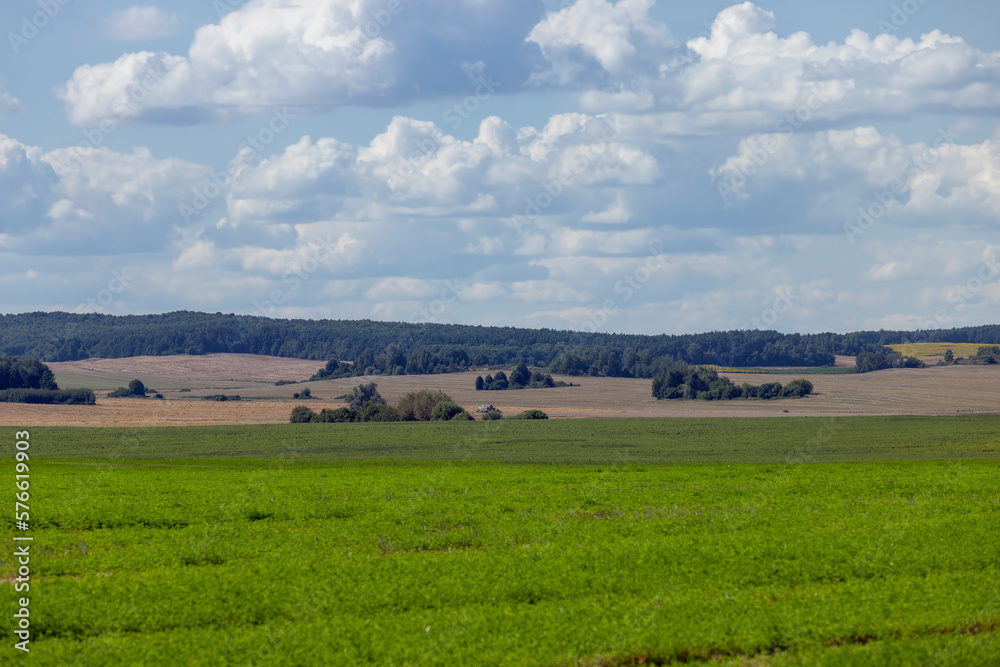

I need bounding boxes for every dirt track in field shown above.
[2,354,997,427]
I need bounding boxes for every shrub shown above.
[508,409,549,420]
[274,380,296,386]
[292,387,313,399]
[481,409,503,420]
[290,406,318,423]
[450,411,474,421]
[154,393,164,399]
[782,379,814,397]
[202,394,241,401]
[109,379,148,398]
[0,388,95,404]
[397,390,452,421]
[358,403,401,422]
[316,407,355,423]
[431,401,465,421]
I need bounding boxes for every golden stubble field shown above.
[1,353,997,427]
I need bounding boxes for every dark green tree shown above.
[347,382,384,410]
[510,363,531,388]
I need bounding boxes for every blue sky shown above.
[2,0,999,335]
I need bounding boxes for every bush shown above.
[154,393,164,399]
[481,409,503,420]
[109,379,148,398]
[450,411,474,421]
[782,379,814,397]
[274,380,296,386]
[290,405,318,423]
[0,388,95,404]
[431,401,465,421]
[358,403,401,422]
[316,407,355,423]
[397,390,452,421]
[508,409,549,420]
[202,394,241,401]
[292,387,313,399]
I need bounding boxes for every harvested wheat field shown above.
[49,353,324,390]
[2,354,997,426]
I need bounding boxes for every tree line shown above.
[5,311,1000,377]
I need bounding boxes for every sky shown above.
[1,0,999,336]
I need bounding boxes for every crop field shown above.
[887,343,986,359]
[2,355,998,427]
[3,417,1000,665]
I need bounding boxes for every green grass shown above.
[2,457,998,665]
[20,415,1000,464]
[4,417,1000,665]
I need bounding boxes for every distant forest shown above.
[3,311,1000,379]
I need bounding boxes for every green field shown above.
[4,417,1000,665]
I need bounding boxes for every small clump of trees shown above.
[476,363,574,391]
[108,379,148,398]
[290,383,551,423]
[202,394,241,401]
[651,362,813,401]
[854,348,923,373]
[0,357,95,404]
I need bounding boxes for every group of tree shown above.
[290,383,548,423]
[651,362,813,401]
[475,363,573,391]
[108,379,148,398]
[0,356,95,404]
[934,346,1000,365]
[854,349,923,373]
[0,357,57,390]
[8,311,1000,377]
[970,346,1000,365]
